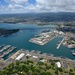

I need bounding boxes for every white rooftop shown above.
[26,54,31,56]
[33,56,38,58]
[56,62,61,68]
[15,53,25,60]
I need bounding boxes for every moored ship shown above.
[71,50,75,56]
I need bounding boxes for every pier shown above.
[0,46,16,58]
[29,31,58,45]
[0,44,5,49]
[1,47,16,58]
[0,45,11,53]
[9,50,20,59]
[57,38,64,49]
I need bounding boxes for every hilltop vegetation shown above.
[0,60,58,75]
[0,60,75,75]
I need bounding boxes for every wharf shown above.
[0,47,75,71]
[29,32,58,45]
[0,44,5,49]
[0,47,16,58]
[30,36,56,45]
[9,50,20,59]
[0,45,11,53]
[57,38,64,49]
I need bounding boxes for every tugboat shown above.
[71,50,75,56]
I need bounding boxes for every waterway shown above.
[0,23,75,60]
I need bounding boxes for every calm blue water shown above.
[0,23,75,60]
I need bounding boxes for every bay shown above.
[0,23,75,60]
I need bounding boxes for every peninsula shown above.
[0,28,19,36]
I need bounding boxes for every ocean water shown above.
[0,23,75,60]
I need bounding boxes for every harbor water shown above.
[0,23,75,60]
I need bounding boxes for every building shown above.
[56,62,61,68]
[15,53,25,60]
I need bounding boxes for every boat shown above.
[42,30,50,33]
[71,50,75,56]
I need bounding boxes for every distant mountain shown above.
[0,12,75,22]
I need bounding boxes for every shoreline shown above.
[0,48,75,71]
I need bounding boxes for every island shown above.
[0,28,19,36]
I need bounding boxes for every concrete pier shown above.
[57,38,64,49]
[29,31,58,46]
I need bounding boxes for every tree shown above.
[69,72,75,75]
[58,68,63,72]
[16,61,20,65]
[41,72,46,75]
[46,72,52,75]
[0,71,4,75]
[70,68,73,72]
[2,70,8,74]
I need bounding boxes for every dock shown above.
[0,46,16,58]
[0,45,11,53]
[57,38,64,49]
[29,31,58,46]
[9,50,20,59]
[0,44,5,49]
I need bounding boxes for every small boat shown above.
[71,50,75,56]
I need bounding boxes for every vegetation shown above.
[0,60,59,75]
[0,60,75,75]
[0,28,19,36]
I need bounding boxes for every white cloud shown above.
[6,0,28,5]
[35,0,75,12]
[8,4,24,9]
[0,0,75,14]
[3,0,28,13]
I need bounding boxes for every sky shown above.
[0,0,75,14]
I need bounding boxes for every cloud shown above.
[25,0,75,12]
[0,0,75,14]
[35,0,75,12]
[2,0,28,13]
[8,4,24,9]
[6,0,28,5]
